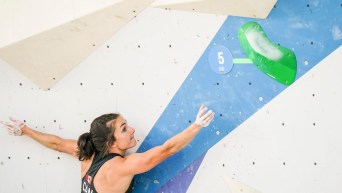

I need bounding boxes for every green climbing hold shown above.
[238,21,297,85]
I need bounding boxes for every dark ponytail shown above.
[77,132,95,161]
[77,113,120,161]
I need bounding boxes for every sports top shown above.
[81,153,134,193]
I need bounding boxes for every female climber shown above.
[1,105,214,193]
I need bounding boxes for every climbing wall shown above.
[0,6,226,193]
[187,46,342,193]
[0,0,341,193]
[134,0,342,192]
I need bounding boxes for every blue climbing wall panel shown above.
[134,0,342,192]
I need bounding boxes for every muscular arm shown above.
[21,126,78,158]
[123,123,203,174]
[1,118,78,158]
[119,105,214,175]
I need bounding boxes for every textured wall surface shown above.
[0,0,341,193]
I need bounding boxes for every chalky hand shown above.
[195,105,215,127]
[0,117,25,136]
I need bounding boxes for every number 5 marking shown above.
[218,52,224,65]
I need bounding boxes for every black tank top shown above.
[81,153,135,193]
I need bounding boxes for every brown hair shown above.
[77,113,120,161]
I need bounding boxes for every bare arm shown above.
[1,118,78,158]
[118,105,214,175]
[122,123,204,174]
[21,125,78,158]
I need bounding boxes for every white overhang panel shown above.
[0,0,154,90]
[152,0,277,18]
